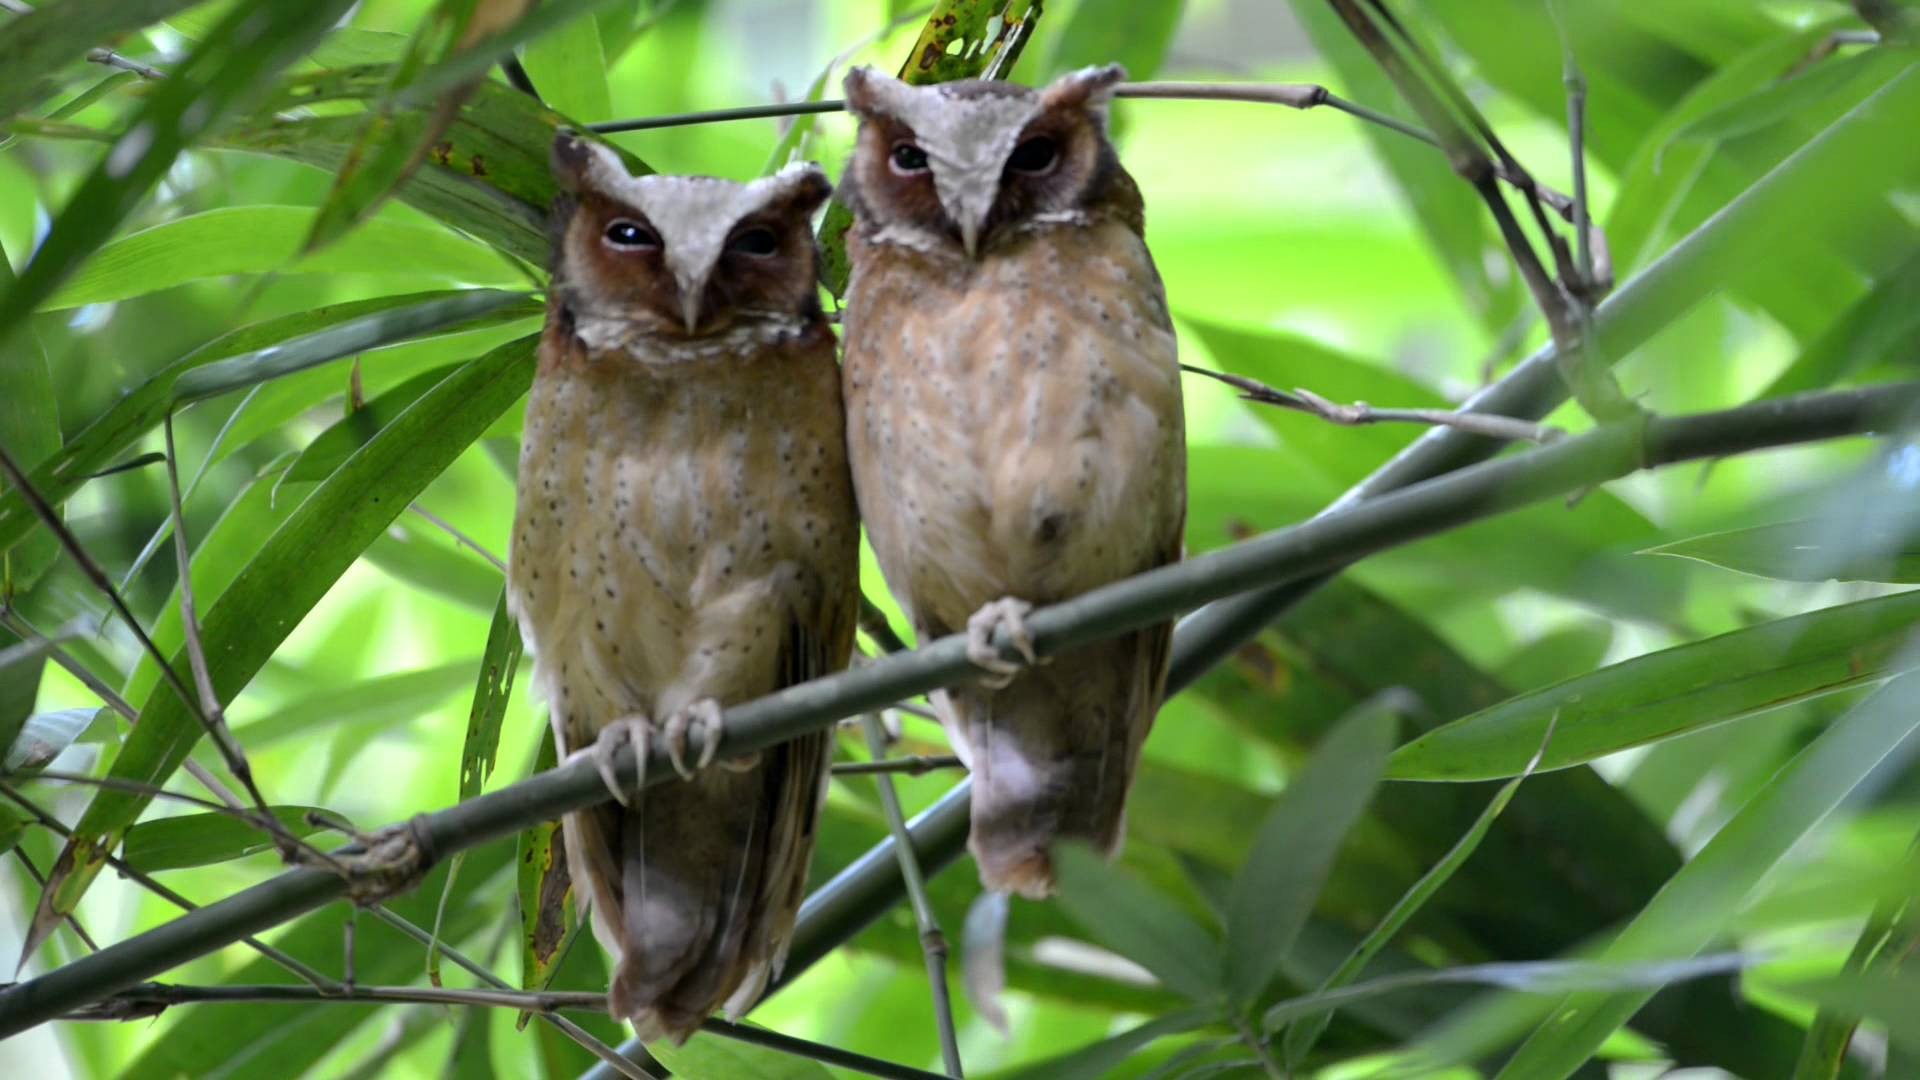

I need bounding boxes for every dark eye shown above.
[603,220,659,248]
[728,226,779,257]
[889,142,929,175]
[1006,136,1058,174]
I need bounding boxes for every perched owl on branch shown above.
[838,65,1188,898]
[508,133,857,1041]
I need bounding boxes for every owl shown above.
[837,65,1187,898]
[506,133,858,1042]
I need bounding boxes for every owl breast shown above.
[508,325,856,736]
[843,218,1185,632]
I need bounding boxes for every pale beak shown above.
[960,217,982,260]
[678,291,703,334]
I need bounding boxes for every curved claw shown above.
[966,597,1038,688]
[589,716,654,806]
[660,698,725,780]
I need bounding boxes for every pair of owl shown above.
[507,64,1186,1041]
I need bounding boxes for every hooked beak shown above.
[677,287,703,335]
[960,218,982,260]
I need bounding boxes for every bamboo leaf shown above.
[0,804,21,857]
[1388,591,1920,782]
[26,335,538,954]
[1054,843,1225,1003]
[1041,0,1185,81]
[278,364,459,491]
[225,661,477,751]
[0,0,191,121]
[0,289,535,558]
[1223,705,1395,1008]
[1001,1007,1215,1080]
[1482,673,1920,1079]
[4,707,106,772]
[520,8,613,122]
[0,0,357,364]
[1643,518,1920,585]
[43,207,523,310]
[515,725,575,1025]
[120,806,338,872]
[646,1030,836,1080]
[0,237,59,599]
[460,591,521,801]
[394,0,644,110]
[1762,247,1920,398]
[363,524,504,614]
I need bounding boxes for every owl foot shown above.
[589,715,656,807]
[966,597,1039,689]
[661,698,725,780]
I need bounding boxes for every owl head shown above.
[549,132,833,336]
[839,64,1136,258]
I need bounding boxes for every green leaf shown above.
[0,289,534,558]
[1224,705,1395,1007]
[1495,623,1614,694]
[119,838,517,1079]
[1388,591,1920,782]
[1670,49,1893,147]
[0,803,22,857]
[1041,0,1185,81]
[1001,1007,1215,1080]
[394,0,641,110]
[1054,843,1224,1003]
[119,806,336,872]
[30,334,537,949]
[278,363,458,491]
[520,9,612,122]
[516,725,576,1020]
[0,0,192,120]
[1280,729,1545,1066]
[1762,247,1920,398]
[363,523,504,614]
[216,69,648,265]
[226,661,477,750]
[1643,518,1920,585]
[0,236,59,598]
[4,707,105,772]
[0,0,358,365]
[43,206,523,310]
[646,1029,836,1080]
[444,995,495,1080]
[1484,674,1920,1079]
[460,591,521,800]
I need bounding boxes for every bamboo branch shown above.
[831,754,964,777]
[860,714,962,1077]
[1,381,1914,1038]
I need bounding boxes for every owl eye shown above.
[603,220,660,249]
[727,226,780,257]
[889,142,929,175]
[1006,136,1058,174]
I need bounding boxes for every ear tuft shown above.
[551,129,594,193]
[771,162,834,216]
[842,65,903,119]
[1040,64,1128,111]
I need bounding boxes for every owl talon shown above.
[966,597,1039,688]
[661,698,725,779]
[590,716,655,807]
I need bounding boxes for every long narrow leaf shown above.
[1388,591,1920,782]
[1055,844,1225,1003]
[25,335,538,959]
[0,0,192,120]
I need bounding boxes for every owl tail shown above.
[562,732,829,1044]
[940,624,1172,899]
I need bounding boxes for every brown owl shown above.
[507,134,858,1041]
[838,66,1186,898]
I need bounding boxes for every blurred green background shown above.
[3,0,1919,1077]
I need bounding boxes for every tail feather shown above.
[945,623,1170,898]
[567,730,829,1044]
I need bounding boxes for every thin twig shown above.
[832,754,964,778]
[0,0,167,78]
[0,601,257,817]
[1180,365,1558,444]
[0,782,337,990]
[860,715,962,1076]
[0,440,264,807]
[408,505,507,573]
[37,980,948,1080]
[10,849,98,952]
